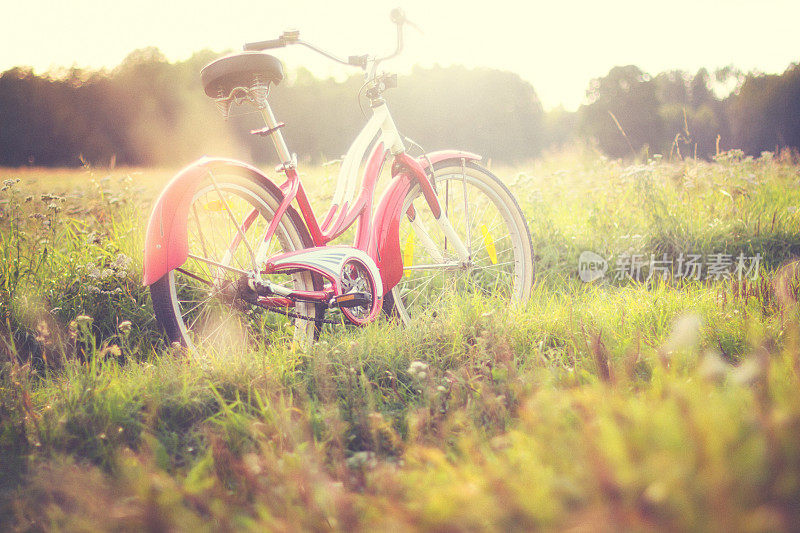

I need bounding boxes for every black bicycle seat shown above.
[200,52,284,98]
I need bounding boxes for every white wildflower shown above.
[111,253,132,270]
[407,361,429,378]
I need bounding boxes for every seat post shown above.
[258,100,292,167]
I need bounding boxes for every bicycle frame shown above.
[144,75,480,327]
[142,98,480,295]
[268,100,404,249]
[144,11,537,342]
[259,96,479,291]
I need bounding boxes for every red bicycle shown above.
[143,10,535,347]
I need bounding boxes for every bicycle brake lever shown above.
[405,19,423,35]
[390,8,423,36]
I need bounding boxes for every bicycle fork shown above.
[392,152,470,263]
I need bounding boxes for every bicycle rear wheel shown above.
[150,172,321,350]
[384,160,534,323]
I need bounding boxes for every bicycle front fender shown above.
[368,150,483,295]
[142,157,289,286]
[419,150,482,170]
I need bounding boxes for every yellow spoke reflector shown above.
[481,224,498,264]
[203,200,225,212]
[403,231,415,277]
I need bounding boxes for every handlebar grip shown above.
[390,8,406,24]
[243,39,285,51]
[348,55,368,68]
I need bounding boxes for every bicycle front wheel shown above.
[384,160,534,323]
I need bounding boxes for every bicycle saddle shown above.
[200,52,284,98]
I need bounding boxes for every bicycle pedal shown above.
[329,292,372,309]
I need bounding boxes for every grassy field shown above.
[2,149,800,531]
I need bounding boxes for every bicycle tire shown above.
[383,159,534,322]
[150,172,322,349]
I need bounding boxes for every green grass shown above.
[2,149,800,530]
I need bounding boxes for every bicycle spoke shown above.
[191,204,211,260]
[461,159,472,256]
[184,296,215,326]
[474,260,517,272]
[175,267,213,287]
[406,275,439,309]
[403,262,461,271]
[208,170,258,269]
[187,253,250,276]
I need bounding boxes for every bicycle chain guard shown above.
[263,246,383,325]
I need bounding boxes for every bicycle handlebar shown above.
[243,8,414,73]
[243,38,285,51]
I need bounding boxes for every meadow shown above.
[2,148,800,531]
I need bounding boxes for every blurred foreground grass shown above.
[2,149,800,531]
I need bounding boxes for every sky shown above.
[0,0,798,110]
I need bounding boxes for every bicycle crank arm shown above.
[251,278,370,312]
[250,278,370,309]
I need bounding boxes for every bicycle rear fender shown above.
[369,150,481,294]
[142,157,290,286]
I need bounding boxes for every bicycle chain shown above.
[254,301,344,324]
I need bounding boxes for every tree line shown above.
[0,48,544,167]
[0,47,798,166]
[579,63,800,158]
